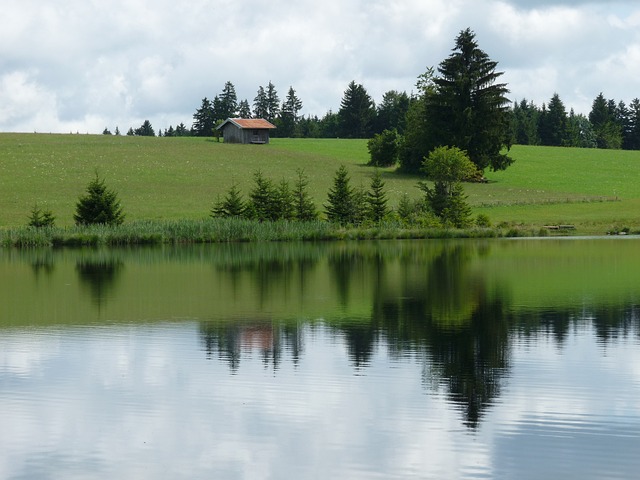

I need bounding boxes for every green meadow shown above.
[0,133,639,234]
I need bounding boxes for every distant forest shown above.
[112,80,640,153]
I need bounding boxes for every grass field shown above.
[1,133,639,234]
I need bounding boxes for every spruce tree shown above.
[74,173,125,226]
[211,182,246,218]
[430,28,512,172]
[325,165,355,225]
[27,203,55,228]
[274,179,295,221]
[293,169,317,221]
[365,170,389,223]
[248,170,277,221]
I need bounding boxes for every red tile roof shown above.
[217,118,276,130]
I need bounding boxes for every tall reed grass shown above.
[0,218,508,248]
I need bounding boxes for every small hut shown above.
[216,118,276,144]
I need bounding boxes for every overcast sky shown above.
[1,0,639,134]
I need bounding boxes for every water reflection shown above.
[75,251,124,309]
[1,240,640,431]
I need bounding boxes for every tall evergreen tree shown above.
[253,86,268,119]
[265,81,280,122]
[217,81,238,120]
[589,93,622,149]
[375,90,410,134]
[511,99,539,145]
[325,165,356,225]
[627,98,640,150]
[338,81,375,138]
[279,86,303,137]
[292,169,317,221]
[429,28,512,172]
[192,97,216,136]
[538,93,567,146]
[134,119,155,136]
[238,99,252,118]
[365,170,389,223]
[247,170,277,221]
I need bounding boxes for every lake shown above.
[1,239,639,479]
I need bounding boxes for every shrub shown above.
[475,213,491,228]
[27,203,55,228]
[367,129,400,167]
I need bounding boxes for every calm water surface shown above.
[1,239,639,479]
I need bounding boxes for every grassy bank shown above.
[1,133,639,235]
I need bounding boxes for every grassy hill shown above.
[0,133,638,234]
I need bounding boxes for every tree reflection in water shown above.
[75,251,124,310]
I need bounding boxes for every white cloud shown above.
[1,0,640,132]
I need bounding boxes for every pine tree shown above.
[253,86,268,119]
[211,182,246,218]
[248,170,277,221]
[238,99,252,118]
[338,81,375,138]
[280,86,303,137]
[292,169,317,221]
[538,93,567,146]
[274,179,294,220]
[325,165,355,225]
[74,173,125,226]
[134,120,155,136]
[27,203,55,228]
[430,28,512,172]
[192,97,215,136]
[217,81,238,120]
[265,81,280,122]
[365,170,389,223]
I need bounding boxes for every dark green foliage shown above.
[367,129,400,167]
[538,93,567,146]
[274,179,295,221]
[566,110,596,148]
[216,81,238,120]
[429,28,513,172]
[238,99,252,118]
[211,182,246,218]
[375,90,410,134]
[27,204,55,228]
[399,78,435,172]
[192,97,216,137]
[510,99,539,145]
[74,173,125,226]
[626,98,640,150]
[589,93,623,149]
[338,81,376,138]
[365,170,389,223]
[325,165,356,225]
[134,120,155,137]
[247,170,278,221]
[279,86,303,137]
[292,169,318,221]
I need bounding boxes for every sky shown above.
[1,0,640,134]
